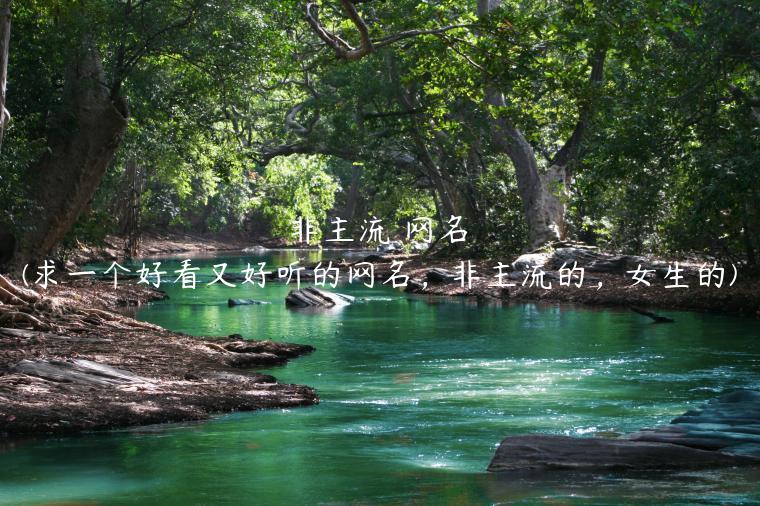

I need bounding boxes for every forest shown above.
[0,0,757,271]
[0,2,759,504]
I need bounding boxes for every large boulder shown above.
[511,253,550,271]
[546,247,605,269]
[285,287,355,308]
[628,390,760,456]
[487,435,758,472]
[489,390,760,472]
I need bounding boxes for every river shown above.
[1,251,759,505]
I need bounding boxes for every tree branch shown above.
[305,1,469,61]
[550,46,607,171]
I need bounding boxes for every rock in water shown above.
[488,390,760,472]
[285,287,355,308]
[628,389,760,457]
[487,435,758,472]
[228,298,271,307]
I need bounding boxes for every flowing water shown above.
[1,251,759,505]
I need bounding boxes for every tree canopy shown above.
[0,0,757,269]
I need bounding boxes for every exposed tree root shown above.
[0,276,161,334]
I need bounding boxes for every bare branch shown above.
[285,99,318,134]
[374,24,470,49]
[305,1,470,61]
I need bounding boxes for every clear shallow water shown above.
[1,252,759,505]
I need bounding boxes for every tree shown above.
[0,0,229,272]
[295,0,609,249]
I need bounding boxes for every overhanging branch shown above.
[305,1,469,61]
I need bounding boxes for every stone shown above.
[546,247,606,269]
[228,298,271,307]
[377,240,404,253]
[489,389,760,473]
[410,241,430,252]
[487,435,759,472]
[405,279,426,293]
[511,253,550,271]
[425,268,457,283]
[285,287,355,308]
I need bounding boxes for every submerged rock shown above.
[227,298,271,307]
[285,287,355,308]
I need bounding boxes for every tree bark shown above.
[6,47,128,273]
[0,0,11,151]
[478,0,566,248]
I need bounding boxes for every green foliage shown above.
[254,155,339,244]
[1,0,757,263]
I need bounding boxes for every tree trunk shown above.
[344,164,362,222]
[6,47,128,273]
[0,0,11,151]
[486,97,567,249]
[478,0,566,248]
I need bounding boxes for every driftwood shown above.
[12,358,152,387]
[285,287,354,308]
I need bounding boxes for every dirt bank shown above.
[69,230,254,265]
[364,255,760,318]
[0,276,317,437]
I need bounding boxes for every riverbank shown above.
[69,233,760,317]
[68,230,255,265]
[367,253,760,318]
[0,276,317,437]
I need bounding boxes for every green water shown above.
[1,251,759,505]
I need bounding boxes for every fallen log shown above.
[12,358,152,386]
